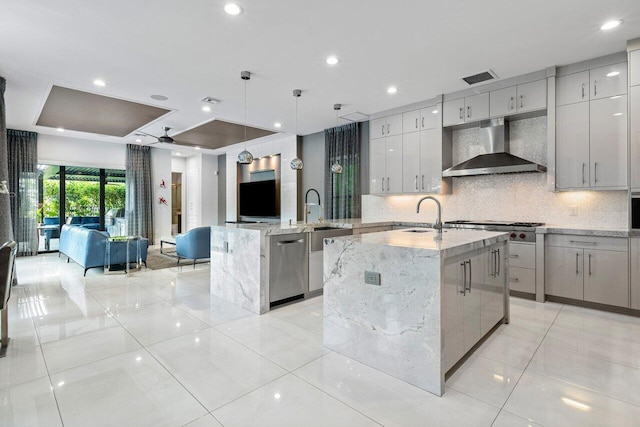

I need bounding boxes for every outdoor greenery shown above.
[41,180,125,219]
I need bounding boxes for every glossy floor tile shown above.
[4,253,640,426]
[212,374,381,427]
[50,350,207,427]
[0,377,63,427]
[148,328,287,410]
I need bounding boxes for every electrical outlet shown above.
[364,271,381,286]
[570,206,578,216]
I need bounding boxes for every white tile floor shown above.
[2,253,640,426]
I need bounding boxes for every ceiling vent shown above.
[461,70,498,86]
[339,112,369,122]
[201,96,222,104]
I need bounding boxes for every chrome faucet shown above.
[304,188,322,223]
[416,196,442,232]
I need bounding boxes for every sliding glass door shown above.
[37,165,126,253]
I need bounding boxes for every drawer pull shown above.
[569,240,597,245]
[509,254,519,259]
[509,278,519,282]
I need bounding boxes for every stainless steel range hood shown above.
[442,118,547,177]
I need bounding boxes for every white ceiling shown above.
[1,0,639,151]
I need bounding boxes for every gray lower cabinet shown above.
[443,241,506,372]
[545,235,629,307]
[508,242,535,294]
[632,238,640,310]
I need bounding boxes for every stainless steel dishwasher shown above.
[269,233,308,305]
[308,227,353,294]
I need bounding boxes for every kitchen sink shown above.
[313,226,340,231]
[403,229,431,233]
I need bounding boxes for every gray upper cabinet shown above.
[555,102,590,189]
[631,50,640,87]
[420,107,439,130]
[590,63,628,100]
[516,80,547,113]
[589,95,628,188]
[443,98,466,127]
[402,110,421,134]
[489,80,547,117]
[443,94,489,126]
[370,114,403,139]
[556,71,590,106]
[489,86,517,117]
[632,85,640,189]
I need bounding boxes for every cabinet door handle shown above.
[387,124,390,134]
[569,240,597,246]
[510,96,514,110]
[519,94,524,108]
[422,117,424,128]
[415,175,418,191]
[387,177,390,192]
[594,162,598,184]
[497,248,500,276]
[381,178,385,192]
[509,277,519,283]
[421,174,425,190]
[459,107,463,120]
[493,250,497,277]
[588,253,592,275]
[467,106,471,118]
[582,163,586,185]
[467,260,472,292]
[581,83,585,99]
[576,252,579,274]
[460,262,467,295]
[381,125,384,135]
[594,80,597,97]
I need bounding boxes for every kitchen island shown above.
[323,228,509,396]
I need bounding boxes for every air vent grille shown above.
[461,70,497,85]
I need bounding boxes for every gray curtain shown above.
[324,122,361,219]
[125,144,154,244]
[7,130,38,256]
[0,77,12,245]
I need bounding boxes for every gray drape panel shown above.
[7,130,38,256]
[0,77,12,245]
[125,144,154,244]
[324,122,361,219]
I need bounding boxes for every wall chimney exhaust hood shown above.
[442,118,546,177]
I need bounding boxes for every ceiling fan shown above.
[136,126,175,145]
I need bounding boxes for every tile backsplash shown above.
[362,117,628,228]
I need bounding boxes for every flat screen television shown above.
[239,180,278,217]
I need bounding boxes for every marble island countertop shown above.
[331,228,509,259]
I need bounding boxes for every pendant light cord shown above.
[244,78,247,148]
[295,96,298,136]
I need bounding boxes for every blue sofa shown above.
[66,216,100,230]
[175,226,210,268]
[59,225,148,276]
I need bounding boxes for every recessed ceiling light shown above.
[274,122,282,128]
[93,79,106,87]
[611,95,622,99]
[176,152,181,156]
[600,20,622,30]
[224,3,243,15]
[614,112,623,116]
[387,86,397,94]
[150,94,168,101]
[195,146,201,150]
[326,56,339,65]
[56,127,65,132]
[202,105,211,112]
[432,109,438,114]
[135,138,142,143]
[606,71,620,77]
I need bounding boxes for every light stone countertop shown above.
[330,228,509,259]
[536,226,630,238]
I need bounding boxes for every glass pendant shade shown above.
[331,162,343,174]
[290,157,303,170]
[238,149,254,164]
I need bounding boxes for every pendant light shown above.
[290,89,304,170]
[330,103,343,174]
[237,70,254,164]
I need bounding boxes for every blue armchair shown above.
[175,227,210,268]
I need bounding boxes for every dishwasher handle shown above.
[276,239,305,245]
